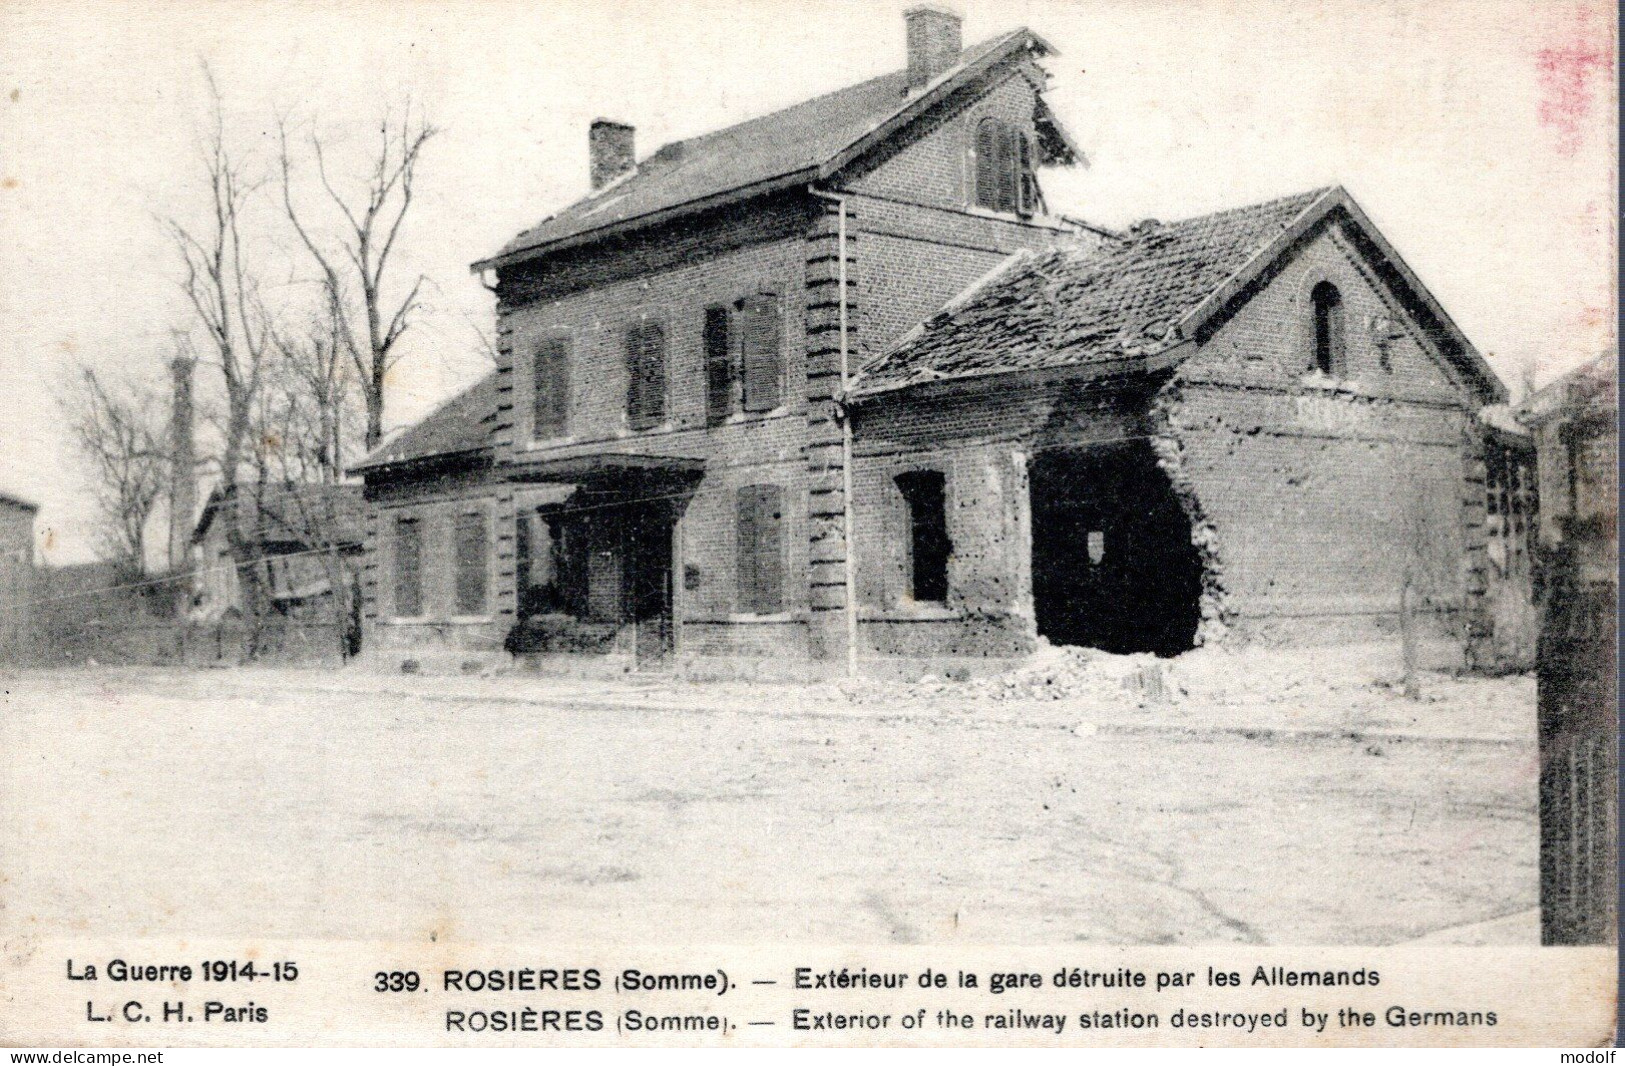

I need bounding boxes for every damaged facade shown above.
[354,7,1512,676]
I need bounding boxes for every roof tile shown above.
[854,187,1333,394]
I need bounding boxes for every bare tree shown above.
[255,312,365,659]
[58,363,168,575]
[166,64,274,624]
[266,294,364,484]
[278,104,439,449]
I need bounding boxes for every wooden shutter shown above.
[453,510,488,615]
[740,294,782,413]
[626,319,667,430]
[393,515,422,617]
[704,305,733,426]
[974,119,998,209]
[736,484,785,614]
[995,123,1020,214]
[532,337,569,439]
[1017,133,1036,217]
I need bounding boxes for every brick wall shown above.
[1165,220,1488,648]
[361,462,504,656]
[846,377,1150,662]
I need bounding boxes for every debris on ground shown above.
[843,641,1182,708]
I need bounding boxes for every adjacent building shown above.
[354,7,1513,677]
[1520,352,1617,944]
[0,490,39,658]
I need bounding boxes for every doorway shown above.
[1029,443,1203,656]
[622,503,675,664]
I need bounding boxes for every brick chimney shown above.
[589,119,635,190]
[905,5,962,92]
[166,355,196,585]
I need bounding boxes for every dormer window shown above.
[974,117,1037,217]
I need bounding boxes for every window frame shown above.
[972,116,1038,218]
[703,302,735,427]
[391,512,425,621]
[1311,280,1347,378]
[624,314,669,432]
[737,291,785,415]
[530,334,572,443]
[735,483,786,616]
[450,505,492,620]
[895,469,952,604]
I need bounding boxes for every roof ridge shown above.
[481,27,1053,270]
[1148,185,1336,231]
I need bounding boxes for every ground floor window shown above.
[393,515,422,617]
[896,469,950,602]
[736,484,785,614]
[453,509,489,616]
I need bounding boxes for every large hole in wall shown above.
[1029,442,1204,657]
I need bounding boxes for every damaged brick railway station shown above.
[353,7,1526,678]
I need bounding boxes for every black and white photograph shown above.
[0,0,1616,1049]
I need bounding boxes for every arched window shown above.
[974,118,1036,216]
[1311,281,1346,376]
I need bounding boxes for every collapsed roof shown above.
[855,186,1504,403]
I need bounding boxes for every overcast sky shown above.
[0,0,1615,564]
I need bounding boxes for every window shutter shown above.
[1017,133,1036,217]
[533,338,569,439]
[626,320,666,430]
[995,123,1020,214]
[754,484,784,613]
[394,515,422,617]
[704,305,733,426]
[740,294,782,413]
[735,487,760,613]
[453,510,488,615]
[736,484,784,614]
[974,119,998,209]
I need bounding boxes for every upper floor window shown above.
[1311,281,1346,377]
[704,304,733,427]
[705,293,783,426]
[896,470,950,602]
[625,318,667,430]
[974,117,1037,217]
[739,293,783,413]
[532,336,570,440]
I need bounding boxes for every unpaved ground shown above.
[0,660,1537,945]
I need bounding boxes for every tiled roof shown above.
[855,188,1334,394]
[351,372,498,472]
[1517,351,1617,427]
[193,482,366,547]
[477,29,1059,270]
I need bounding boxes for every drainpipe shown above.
[809,187,859,678]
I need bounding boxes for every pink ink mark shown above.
[1535,8,1614,157]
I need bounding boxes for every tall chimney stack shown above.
[167,355,196,588]
[905,5,962,92]
[589,119,635,190]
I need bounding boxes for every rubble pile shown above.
[846,642,1183,707]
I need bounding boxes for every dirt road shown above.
[0,666,1537,945]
